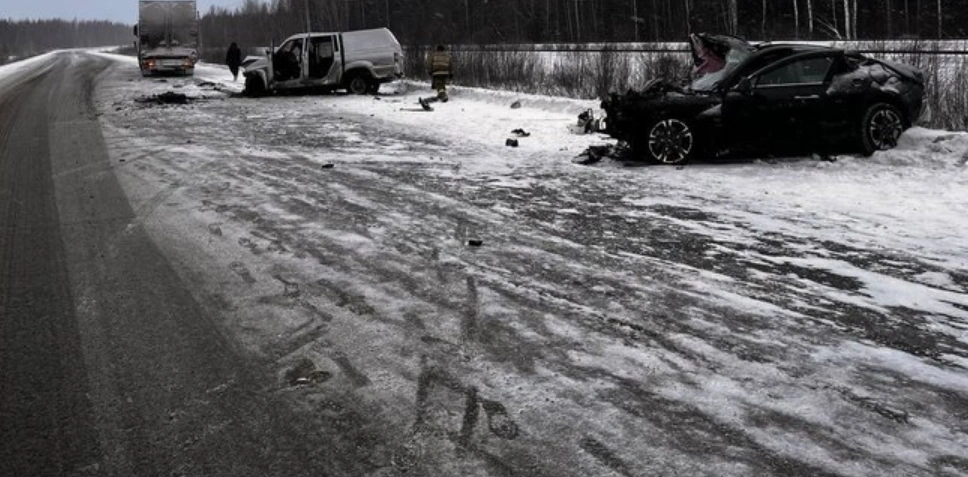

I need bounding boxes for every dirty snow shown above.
[70,50,968,476]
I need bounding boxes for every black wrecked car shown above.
[602,34,930,165]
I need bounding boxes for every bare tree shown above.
[806,0,814,38]
[937,0,943,38]
[851,0,857,39]
[842,0,850,38]
[762,0,767,38]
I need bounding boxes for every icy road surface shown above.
[4,50,968,476]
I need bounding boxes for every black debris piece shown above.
[510,101,522,109]
[511,128,531,137]
[505,139,519,147]
[321,164,335,169]
[573,145,614,165]
[198,81,216,87]
[135,91,191,105]
[467,239,484,247]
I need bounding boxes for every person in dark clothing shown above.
[418,45,452,110]
[226,42,242,81]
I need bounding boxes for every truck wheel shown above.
[859,103,905,156]
[346,75,369,95]
[244,75,266,97]
[366,82,381,95]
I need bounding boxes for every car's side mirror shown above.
[736,77,753,95]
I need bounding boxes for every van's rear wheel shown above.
[366,82,381,94]
[346,75,369,95]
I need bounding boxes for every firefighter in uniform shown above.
[419,45,451,109]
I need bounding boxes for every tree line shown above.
[0,19,132,64]
[199,0,965,52]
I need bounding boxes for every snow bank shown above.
[0,51,59,90]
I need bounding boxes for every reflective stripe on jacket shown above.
[427,51,451,77]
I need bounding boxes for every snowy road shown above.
[3,50,968,476]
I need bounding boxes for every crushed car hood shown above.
[690,33,754,77]
[242,55,267,70]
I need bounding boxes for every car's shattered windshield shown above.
[691,46,752,91]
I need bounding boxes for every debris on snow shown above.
[511,128,531,137]
[321,163,336,169]
[573,145,615,165]
[574,109,606,134]
[284,357,332,386]
[136,91,191,105]
[510,100,522,109]
[467,239,484,247]
[506,139,519,147]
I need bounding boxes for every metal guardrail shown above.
[439,47,968,56]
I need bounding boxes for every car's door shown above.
[272,36,307,85]
[308,35,338,85]
[745,55,836,152]
[719,49,797,153]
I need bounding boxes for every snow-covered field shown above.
[83,51,968,476]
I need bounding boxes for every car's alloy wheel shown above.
[647,118,694,164]
[868,107,904,150]
[860,103,905,155]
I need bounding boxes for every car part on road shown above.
[505,139,519,147]
[573,145,616,165]
[135,91,191,105]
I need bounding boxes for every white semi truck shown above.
[134,0,199,76]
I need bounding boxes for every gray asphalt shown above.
[0,53,343,477]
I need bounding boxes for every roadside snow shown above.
[0,51,58,90]
[89,50,968,477]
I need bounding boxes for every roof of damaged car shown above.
[754,42,835,52]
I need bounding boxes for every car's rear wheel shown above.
[641,118,695,165]
[346,74,370,95]
[860,103,905,156]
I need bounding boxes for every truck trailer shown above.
[134,0,199,76]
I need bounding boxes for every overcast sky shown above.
[1,0,245,23]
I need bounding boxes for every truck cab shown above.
[243,28,404,96]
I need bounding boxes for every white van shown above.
[242,28,403,96]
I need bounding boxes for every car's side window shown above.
[755,57,834,87]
